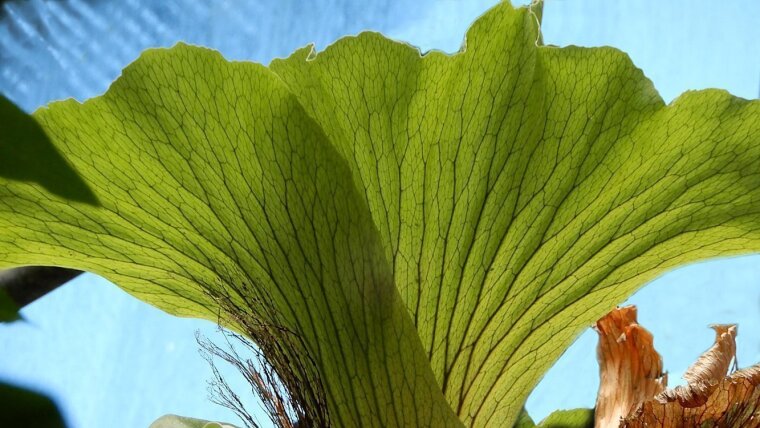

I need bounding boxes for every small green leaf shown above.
[0,288,19,322]
[149,414,238,428]
[0,95,97,204]
[0,382,66,428]
[513,408,535,428]
[537,408,594,428]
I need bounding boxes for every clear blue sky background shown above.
[0,1,758,427]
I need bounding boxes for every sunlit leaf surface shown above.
[1,2,758,426]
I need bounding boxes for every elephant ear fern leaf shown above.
[0,1,758,427]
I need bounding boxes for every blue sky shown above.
[0,1,758,427]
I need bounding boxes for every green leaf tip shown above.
[0,95,98,205]
[537,408,594,428]
[511,407,593,428]
[1,1,759,427]
[149,414,239,428]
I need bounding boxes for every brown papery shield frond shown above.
[622,376,760,428]
[593,307,760,428]
[594,306,667,428]
[655,324,737,407]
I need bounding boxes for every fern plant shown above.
[1,2,759,427]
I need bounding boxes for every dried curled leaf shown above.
[594,306,667,428]
[595,306,760,428]
[622,377,760,428]
[655,324,737,407]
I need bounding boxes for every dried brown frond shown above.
[654,324,737,407]
[594,306,760,428]
[198,330,302,428]
[594,305,667,428]
[622,377,760,428]
[199,281,330,428]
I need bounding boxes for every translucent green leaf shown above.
[271,2,759,425]
[0,1,758,427]
[0,45,458,427]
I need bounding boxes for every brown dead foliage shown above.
[594,306,667,427]
[594,306,760,428]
